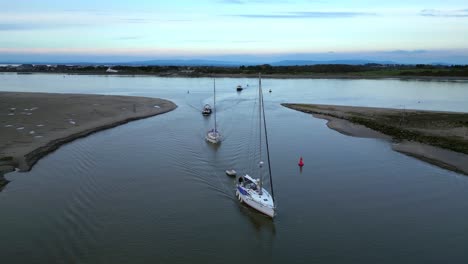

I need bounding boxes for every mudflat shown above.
[0,92,176,190]
[283,103,468,175]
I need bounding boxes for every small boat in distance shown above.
[202,104,212,116]
[206,79,221,144]
[236,85,243,92]
[225,169,237,176]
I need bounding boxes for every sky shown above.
[1,0,468,64]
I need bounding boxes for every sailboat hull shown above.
[205,131,221,144]
[236,187,275,218]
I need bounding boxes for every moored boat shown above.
[202,104,212,116]
[205,79,221,144]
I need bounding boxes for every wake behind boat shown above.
[235,74,276,218]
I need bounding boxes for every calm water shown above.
[1,73,468,263]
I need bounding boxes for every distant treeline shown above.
[2,63,468,77]
[196,64,468,76]
[114,64,468,77]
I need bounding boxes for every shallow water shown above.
[1,73,468,263]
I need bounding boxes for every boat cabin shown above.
[238,174,258,191]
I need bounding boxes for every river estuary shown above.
[1,73,468,263]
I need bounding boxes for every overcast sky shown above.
[1,0,467,63]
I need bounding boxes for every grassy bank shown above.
[283,103,468,155]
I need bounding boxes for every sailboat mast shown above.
[213,78,216,132]
[259,75,262,163]
[260,76,275,202]
[258,74,263,194]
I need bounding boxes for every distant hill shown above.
[0,59,427,67]
[116,59,398,66]
[118,59,250,66]
[0,60,249,67]
[270,60,396,66]
[430,62,452,66]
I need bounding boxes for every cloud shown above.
[0,24,37,30]
[233,11,375,19]
[182,40,215,43]
[385,50,428,54]
[64,9,102,13]
[220,0,282,4]
[420,9,468,17]
[296,11,375,18]
[221,0,244,3]
[0,12,189,32]
[0,23,85,31]
[121,18,152,23]
[121,18,191,23]
[231,40,267,43]
[116,36,143,40]
[175,39,266,44]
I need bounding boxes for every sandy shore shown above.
[0,92,176,190]
[393,141,468,175]
[283,103,468,175]
[311,113,391,140]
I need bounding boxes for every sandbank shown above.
[0,92,176,190]
[283,103,468,175]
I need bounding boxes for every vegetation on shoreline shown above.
[0,178,8,189]
[2,64,468,78]
[0,157,14,190]
[0,151,15,192]
[283,103,468,155]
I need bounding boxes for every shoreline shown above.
[311,113,392,140]
[283,103,468,175]
[0,92,177,190]
[2,71,468,81]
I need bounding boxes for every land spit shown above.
[283,103,468,175]
[0,92,177,190]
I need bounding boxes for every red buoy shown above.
[298,157,304,167]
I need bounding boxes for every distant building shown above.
[106,67,118,73]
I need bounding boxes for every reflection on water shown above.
[239,203,277,235]
[1,74,468,263]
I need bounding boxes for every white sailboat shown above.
[205,79,221,144]
[236,74,276,218]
